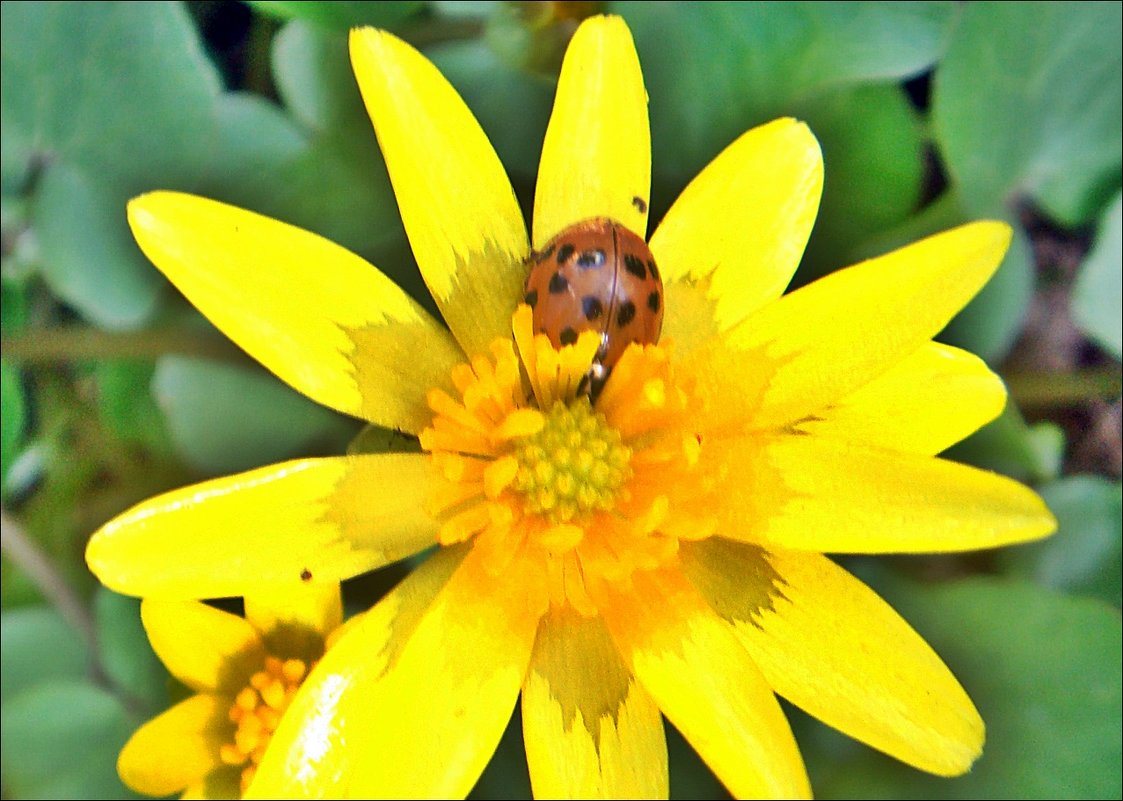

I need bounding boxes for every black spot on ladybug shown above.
[623,254,646,279]
[647,260,660,280]
[557,243,575,264]
[576,249,605,268]
[559,326,578,346]
[617,300,636,327]
[536,243,555,262]
[577,374,591,395]
[632,196,647,213]
[582,296,604,321]
[548,272,569,294]
[524,289,539,307]
[647,291,661,313]
[300,568,312,582]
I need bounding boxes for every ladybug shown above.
[523,218,664,391]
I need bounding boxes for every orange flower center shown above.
[220,655,314,794]
[420,306,716,617]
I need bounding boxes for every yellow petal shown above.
[350,28,529,358]
[142,600,264,693]
[128,192,461,433]
[244,583,344,656]
[682,539,984,776]
[533,15,650,246]
[522,606,667,799]
[248,544,540,799]
[801,341,1007,455]
[689,221,1013,432]
[118,695,228,797]
[86,455,439,599]
[707,433,1057,553]
[653,118,823,336]
[600,567,811,799]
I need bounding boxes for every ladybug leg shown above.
[581,361,610,404]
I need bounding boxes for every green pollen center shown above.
[512,397,633,524]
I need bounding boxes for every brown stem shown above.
[1006,367,1123,409]
[0,508,98,657]
[1,327,249,365]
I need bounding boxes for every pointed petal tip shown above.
[971,218,1014,249]
[127,189,190,213]
[125,191,168,233]
[931,712,985,777]
[1030,494,1060,540]
[84,541,107,586]
[576,12,632,34]
[348,24,379,46]
[567,13,642,76]
[348,25,396,71]
[349,24,407,63]
[84,526,126,596]
[772,117,823,185]
[934,219,1013,275]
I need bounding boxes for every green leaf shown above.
[0,275,31,334]
[94,361,173,455]
[616,1,958,179]
[264,21,406,258]
[0,607,90,703]
[1073,191,1123,359]
[205,89,404,266]
[0,111,33,195]
[31,161,165,329]
[271,20,366,134]
[1,360,25,485]
[202,87,413,309]
[429,39,554,181]
[2,1,222,329]
[0,200,38,281]
[941,218,1034,363]
[793,83,924,281]
[264,21,418,283]
[1000,476,1122,607]
[94,589,167,712]
[932,2,1122,225]
[944,404,1064,484]
[0,680,140,799]
[268,138,413,272]
[432,1,497,19]
[152,356,355,476]
[248,0,425,30]
[815,577,1122,799]
[0,1,220,189]
[209,93,307,190]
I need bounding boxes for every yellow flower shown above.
[87,15,1056,799]
[116,584,342,798]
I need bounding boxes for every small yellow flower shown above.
[87,15,1056,799]
[116,585,342,798]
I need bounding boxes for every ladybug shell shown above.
[523,218,663,372]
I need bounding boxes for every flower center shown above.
[220,655,313,794]
[512,397,632,523]
[420,306,715,616]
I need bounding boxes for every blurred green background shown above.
[1,1,1120,798]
